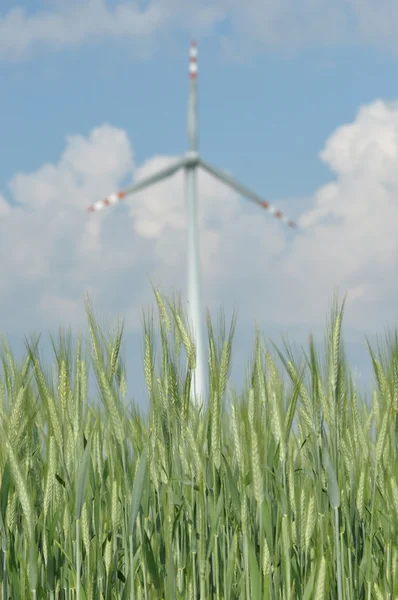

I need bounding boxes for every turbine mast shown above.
[187,41,198,151]
[87,40,299,408]
[185,41,206,404]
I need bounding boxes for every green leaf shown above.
[323,445,340,509]
[142,529,162,591]
[248,537,261,600]
[129,447,148,535]
[302,567,315,600]
[223,455,241,515]
[225,532,237,598]
[0,461,11,526]
[75,436,92,520]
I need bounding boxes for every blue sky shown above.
[2,0,398,402]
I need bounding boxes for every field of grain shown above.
[0,293,397,599]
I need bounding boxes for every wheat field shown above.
[0,293,397,599]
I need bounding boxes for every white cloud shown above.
[0,194,11,215]
[218,0,398,56]
[3,0,398,62]
[1,99,398,351]
[284,99,398,333]
[0,0,225,61]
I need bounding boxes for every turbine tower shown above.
[88,41,296,405]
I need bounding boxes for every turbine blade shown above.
[187,41,198,151]
[199,158,297,229]
[87,157,186,213]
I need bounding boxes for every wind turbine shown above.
[87,41,297,405]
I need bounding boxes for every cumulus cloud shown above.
[3,0,398,62]
[0,0,225,61]
[218,0,398,57]
[284,99,398,334]
[1,99,398,352]
[0,194,11,216]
